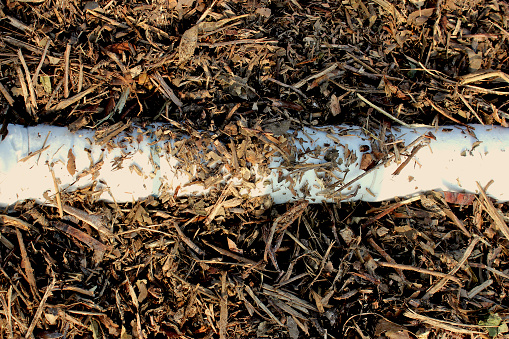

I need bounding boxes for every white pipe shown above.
[0,123,508,206]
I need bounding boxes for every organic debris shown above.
[1,0,509,338]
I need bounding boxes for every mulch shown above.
[0,0,508,338]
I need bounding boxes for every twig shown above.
[467,279,493,299]
[463,84,509,96]
[293,63,337,89]
[469,263,509,280]
[19,145,50,162]
[16,229,39,299]
[64,43,71,98]
[357,93,410,127]
[392,143,426,175]
[18,49,38,110]
[0,82,14,106]
[203,240,258,266]
[151,72,183,107]
[196,0,218,24]
[426,98,469,126]
[24,274,56,339]
[47,85,98,112]
[363,196,420,227]
[15,65,32,116]
[3,36,47,56]
[61,204,112,237]
[47,162,63,218]
[31,38,50,87]
[368,239,406,281]
[3,15,33,33]
[265,77,308,98]
[219,271,228,339]
[78,55,83,92]
[5,286,14,338]
[458,93,484,125]
[53,221,108,261]
[172,222,205,256]
[86,9,129,28]
[199,38,278,48]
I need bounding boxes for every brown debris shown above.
[1,0,509,338]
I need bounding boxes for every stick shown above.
[64,43,71,98]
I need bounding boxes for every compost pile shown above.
[0,0,509,338]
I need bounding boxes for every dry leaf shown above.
[104,41,132,54]
[227,237,243,254]
[178,25,198,65]
[466,48,483,72]
[359,153,374,170]
[408,8,435,26]
[176,0,195,19]
[384,78,410,100]
[375,318,412,339]
[67,148,76,176]
[442,191,476,206]
[136,280,148,303]
[330,94,341,116]
[98,314,121,336]
[255,8,271,18]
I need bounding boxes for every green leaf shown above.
[479,313,508,337]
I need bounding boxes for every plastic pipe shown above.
[0,123,508,206]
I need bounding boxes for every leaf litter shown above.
[0,0,509,338]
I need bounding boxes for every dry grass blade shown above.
[244,285,284,327]
[477,181,509,241]
[423,236,480,299]
[377,262,462,284]
[404,310,485,334]
[63,43,71,98]
[459,70,509,85]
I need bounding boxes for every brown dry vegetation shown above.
[0,0,509,338]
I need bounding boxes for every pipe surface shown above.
[0,123,507,206]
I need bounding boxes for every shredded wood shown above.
[1,1,509,338]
